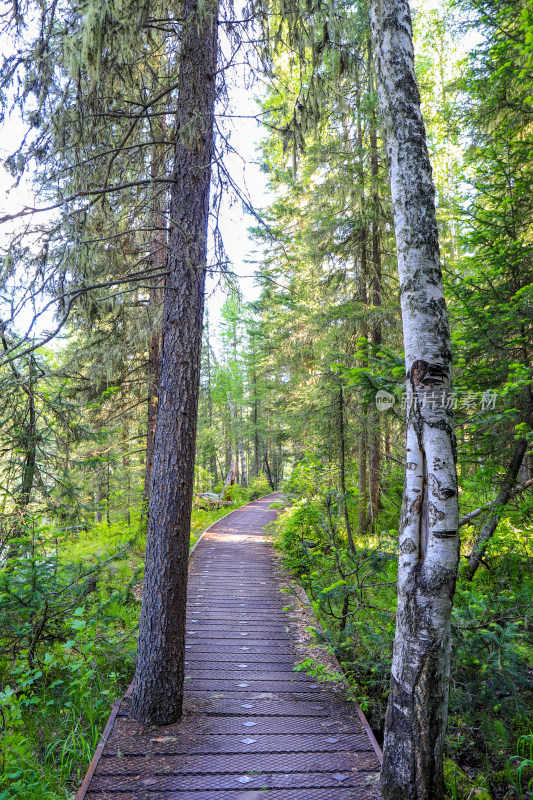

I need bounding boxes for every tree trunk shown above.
[205,318,218,485]
[131,0,219,726]
[106,452,110,525]
[223,460,238,489]
[122,421,131,526]
[368,57,382,527]
[370,2,460,798]
[143,134,167,516]
[0,337,38,520]
[238,437,247,487]
[143,305,161,511]
[19,362,37,516]
[464,438,527,581]
[358,424,368,531]
[94,480,103,524]
[264,450,275,491]
[224,421,233,474]
[339,386,356,552]
[253,371,260,478]
[356,61,370,535]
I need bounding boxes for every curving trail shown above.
[80,493,382,799]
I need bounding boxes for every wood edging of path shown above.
[293,582,383,764]
[75,490,382,799]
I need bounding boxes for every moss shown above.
[444,758,492,800]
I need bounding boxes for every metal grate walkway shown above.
[80,493,382,799]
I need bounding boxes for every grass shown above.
[0,489,265,800]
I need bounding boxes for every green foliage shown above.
[0,498,243,799]
[275,454,533,791]
[0,521,139,797]
[0,0,532,796]
[293,657,343,683]
[247,475,272,500]
[509,734,533,800]
[443,758,491,800]
[274,464,397,730]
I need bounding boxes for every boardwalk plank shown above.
[78,494,381,800]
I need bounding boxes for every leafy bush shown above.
[509,734,533,799]
[247,474,272,500]
[274,455,533,794]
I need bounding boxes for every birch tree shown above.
[369,1,460,797]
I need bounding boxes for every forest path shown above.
[80,493,382,800]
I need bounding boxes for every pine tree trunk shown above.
[339,386,356,552]
[465,438,527,581]
[131,0,219,725]
[19,363,37,516]
[253,374,260,478]
[368,63,382,527]
[122,422,131,526]
[94,480,102,524]
[358,428,368,531]
[143,302,161,511]
[239,437,247,487]
[264,450,275,491]
[370,1,460,797]
[0,337,38,520]
[105,453,111,525]
[225,428,233,475]
[205,319,218,484]
[143,135,166,515]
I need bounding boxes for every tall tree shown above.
[370,0,460,798]
[130,0,220,725]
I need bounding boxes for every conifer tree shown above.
[130,0,220,724]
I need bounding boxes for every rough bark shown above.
[122,421,131,526]
[19,364,37,515]
[224,431,232,474]
[370,1,460,798]
[339,386,356,552]
[264,450,275,491]
[358,410,368,531]
[223,460,238,489]
[253,371,260,478]
[209,342,246,486]
[143,294,161,511]
[143,135,167,515]
[0,337,38,518]
[131,0,219,726]
[205,321,218,484]
[368,66,382,527]
[356,66,370,535]
[238,436,247,487]
[464,438,527,581]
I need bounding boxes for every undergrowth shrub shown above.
[275,456,533,798]
[0,495,260,799]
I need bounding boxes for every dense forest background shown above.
[0,0,532,796]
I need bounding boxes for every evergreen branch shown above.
[458,478,533,527]
[0,268,169,366]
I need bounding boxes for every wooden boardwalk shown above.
[79,493,382,799]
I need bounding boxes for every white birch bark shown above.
[369,1,460,797]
